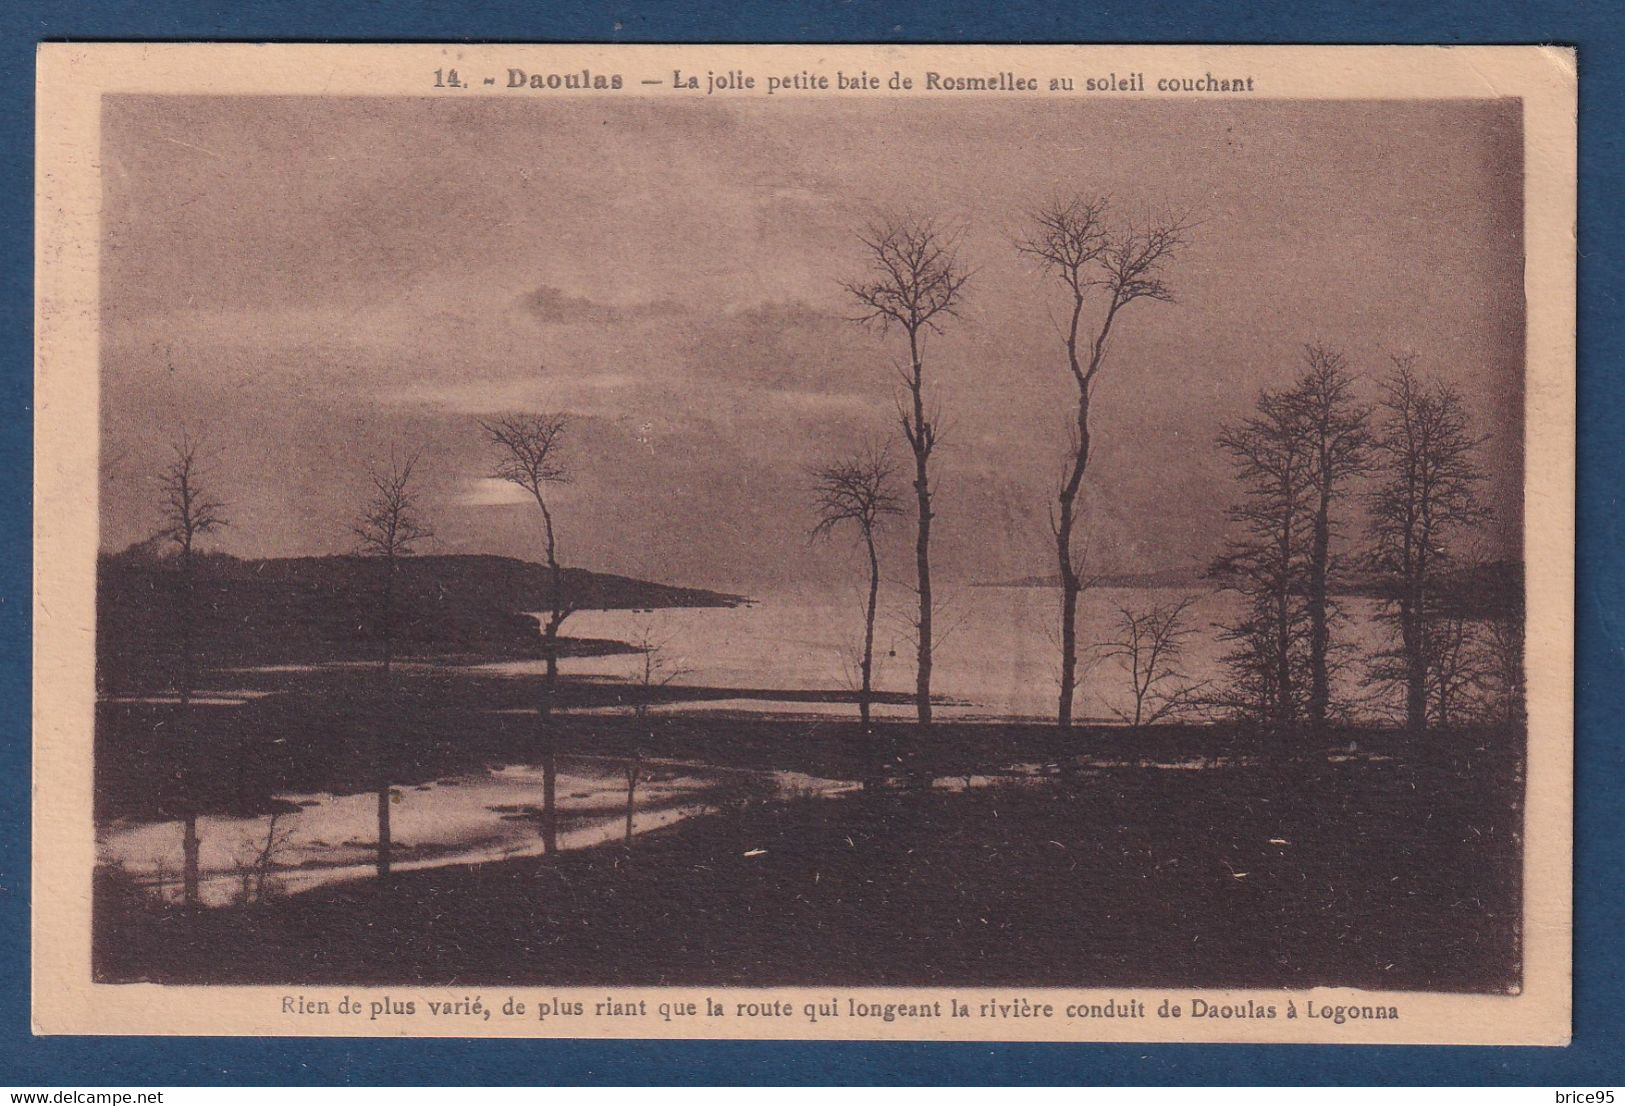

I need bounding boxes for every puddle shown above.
[99,756,853,908]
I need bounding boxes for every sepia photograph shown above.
[32,44,1575,1044]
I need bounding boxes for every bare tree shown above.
[1017,197,1187,731]
[1214,386,1313,729]
[232,810,294,906]
[1400,607,1524,731]
[1095,595,1207,726]
[352,448,432,879]
[1290,345,1371,734]
[1415,548,1524,730]
[482,412,573,855]
[155,430,227,907]
[810,447,902,759]
[1367,357,1490,732]
[624,626,688,846]
[843,216,969,728]
[1481,612,1526,725]
[622,756,643,849]
[150,858,173,906]
[1421,611,1480,730]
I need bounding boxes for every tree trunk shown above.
[861,534,879,730]
[1055,301,1094,734]
[861,532,880,788]
[624,762,638,845]
[539,627,558,721]
[537,627,560,854]
[1402,590,1427,732]
[1274,583,1293,729]
[1057,552,1079,730]
[913,489,932,728]
[376,784,392,878]
[539,508,564,851]
[1055,465,1084,732]
[907,329,933,729]
[540,711,559,856]
[1273,474,1298,730]
[541,642,559,853]
[377,561,395,880]
[540,503,564,723]
[177,547,201,906]
[181,810,200,907]
[1307,483,1332,734]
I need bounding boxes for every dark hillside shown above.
[982,559,1523,620]
[97,547,743,689]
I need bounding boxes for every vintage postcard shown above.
[33,43,1575,1043]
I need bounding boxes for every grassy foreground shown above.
[95,737,1521,993]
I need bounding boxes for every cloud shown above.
[385,372,651,417]
[457,477,538,508]
[681,299,887,396]
[518,285,687,327]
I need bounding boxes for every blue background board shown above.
[0,0,1618,1086]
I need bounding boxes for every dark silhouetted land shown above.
[97,545,745,691]
[95,725,1522,993]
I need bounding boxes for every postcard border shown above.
[3,4,1612,1084]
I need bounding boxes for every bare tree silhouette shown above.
[232,810,294,906]
[1290,345,1371,735]
[811,446,902,739]
[1385,544,1522,730]
[154,430,227,907]
[1482,610,1527,725]
[624,624,689,846]
[1017,197,1188,732]
[352,447,433,879]
[1367,357,1490,732]
[1095,595,1207,727]
[843,216,969,729]
[1215,386,1313,729]
[482,412,573,854]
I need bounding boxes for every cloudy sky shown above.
[99,94,1524,592]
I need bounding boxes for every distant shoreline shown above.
[975,558,1522,613]
[97,548,751,687]
[974,569,1213,590]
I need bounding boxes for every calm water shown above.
[100,585,1392,905]
[101,758,855,907]
[487,585,1387,723]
